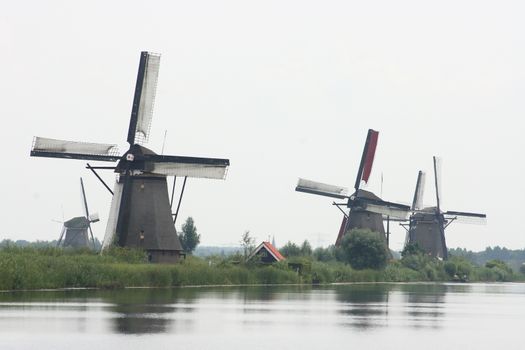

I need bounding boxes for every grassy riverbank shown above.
[0,246,522,291]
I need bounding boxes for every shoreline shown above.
[2,280,521,294]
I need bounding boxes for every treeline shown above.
[194,246,241,257]
[1,230,524,291]
[0,238,103,250]
[272,231,523,283]
[449,246,525,271]
[3,238,525,273]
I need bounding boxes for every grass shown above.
[0,247,301,291]
[0,246,522,291]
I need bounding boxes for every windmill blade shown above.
[411,171,426,210]
[80,178,90,219]
[87,223,96,250]
[147,154,230,179]
[127,52,161,145]
[444,211,487,225]
[56,226,66,247]
[296,178,349,199]
[358,198,411,220]
[335,216,348,246]
[363,203,410,220]
[433,156,443,210]
[101,181,123,251]
[79,177,97,249]
[354,129,379,191]
[31,137,120,162]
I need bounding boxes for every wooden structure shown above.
[31,52,230,263]
[248,241,285,263]
[296,129,410,247]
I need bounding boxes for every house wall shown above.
[255,249,278,263]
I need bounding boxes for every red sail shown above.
[361,130,379,184]
[335,216,348,246]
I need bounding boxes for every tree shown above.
[300,240,312,256]
[340,229,388,270]
[313,246,336,262]
[240,230,255,259]
[280,241,301,257]
[179,217,200,253]
[401,243,425,258]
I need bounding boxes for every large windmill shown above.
[295,129,410,246]
[31,51,230,263]
[403,157,486,259]
[57,178,99,249]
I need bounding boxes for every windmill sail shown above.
[354,129,379,190]
[127,52,161,145]
[335,216,348,245]
[101,182,123,251]
[147,154,230,179]
[360,199,410,220]
[151,163,228,179]
[80,177,96,248]
[433,156,443,210]
[80,178,90,219]
[296,178,349,199]
[31,137,120,161]
[444,211,487,224]
[411,171,426,210]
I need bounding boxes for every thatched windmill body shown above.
[404,157,486,259]
[31,52,230,263]
[296,129,410,246]
[56,178,99,249]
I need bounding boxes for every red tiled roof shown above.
[262,241,285,261]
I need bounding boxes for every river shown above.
[1,283,524,349]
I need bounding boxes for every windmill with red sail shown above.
[295,129,410,247]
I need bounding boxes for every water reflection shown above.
[2,282,525,348]
[333,284,391,329]
[105,288,188,334]
[400,284,447,329]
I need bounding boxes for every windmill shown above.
[31,51,230,263]
[403,157,486,259]
[57,178,99,249]
[295,129,410,247]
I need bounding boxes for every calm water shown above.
[1,283,524,349]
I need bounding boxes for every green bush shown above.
[313,246,336,262]
[444,261,457,277]
[340,229,388,270]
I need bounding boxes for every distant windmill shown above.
[31,51,230,263]
[403,157,486,259]
[295,129,410,247]
[57,178,99,249]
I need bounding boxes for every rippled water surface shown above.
[1,283,524,349]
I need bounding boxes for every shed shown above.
[248,241,285,263]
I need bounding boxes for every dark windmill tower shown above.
[57,178,99,249]
[404,157,486,259]
[31,51,230,263]
[295,129,410,247]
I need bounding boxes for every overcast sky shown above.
[2,0,524,251]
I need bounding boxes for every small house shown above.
[248,241,285,263]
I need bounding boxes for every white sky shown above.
[2,0,524,251]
